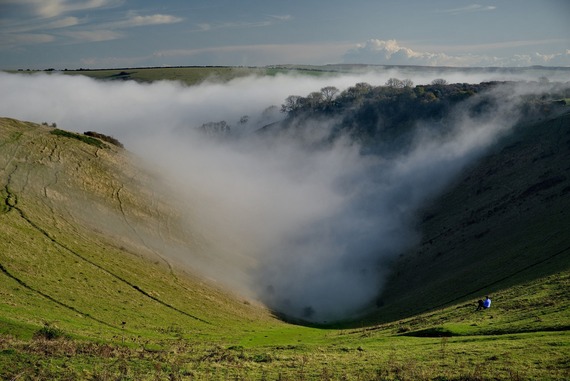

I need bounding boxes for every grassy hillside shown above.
[1,117,569,380]
[0,117,280,340]
[373,110,570,323]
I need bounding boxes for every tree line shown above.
[277,78,570,147]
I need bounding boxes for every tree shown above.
[306,91,324,109]
[281,95,305,113]
[402,79,414,88]
[431,78,448,85]
[320,86,339,103]
[385,78,404,88]
[354,82,373,93]
[199,121,230,135]
[339,82,372,105]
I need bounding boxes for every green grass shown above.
[1,116,569,379]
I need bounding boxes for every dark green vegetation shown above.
[50,128,108,148]
[1,76,570,379]
[274,80,568,150]
[83,131,124,148]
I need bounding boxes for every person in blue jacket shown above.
[476,296,492,310]
[483,296,491,309]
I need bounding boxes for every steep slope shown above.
[0,117,277,341]
[373,109,570,322]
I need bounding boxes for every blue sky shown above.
[1,0,569,69]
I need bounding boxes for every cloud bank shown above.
[344,39,570,67]
[0,70,563,322]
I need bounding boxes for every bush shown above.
[50,129,106,148]
[84,131,124,148]
[33,324,67,340]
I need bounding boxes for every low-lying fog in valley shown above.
[1,68,568,322]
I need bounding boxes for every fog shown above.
[0,68,564,322]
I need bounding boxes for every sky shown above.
[1,0,569,69]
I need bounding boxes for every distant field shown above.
[63,66,268,85]
[8,64,570,87]
[8,66,338,86]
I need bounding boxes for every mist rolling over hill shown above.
[1,69,569,324]
[1,66,570,379]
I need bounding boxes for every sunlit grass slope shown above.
[0,117,282,342]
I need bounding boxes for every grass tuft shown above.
[33,323,68,341]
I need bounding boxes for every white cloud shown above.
[54,12,183,44]
[518,51,570,67]
[0,10,182,47]
[44,16,80,29]
[109,13,183,28]
[194,20,270,31]
[4,16,82,33]
[62,29,122,42]
[344,39,456,66]
[268,14,292,21]
[196,23,212,31]
[4,0,120,19]
[422,39,569,54]
[0,33,55,48]
[438,4,497,14]
[343,39,570,67]
[0,0,121,48]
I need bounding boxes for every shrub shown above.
[84,131,124,148]
[50,129,106,148]
[33,324,67,340]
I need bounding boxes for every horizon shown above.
[8,63,570,71]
